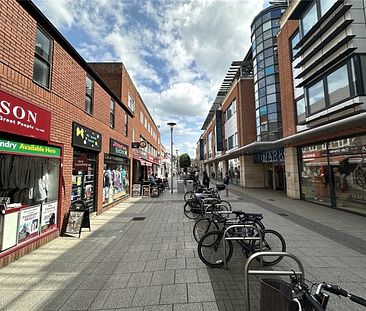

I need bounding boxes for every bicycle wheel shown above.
[193,218,219,243]
[218,200,232,213]
[255,229,286,266]
[184,191,195,202]
[184,200,202,219]
[197,231,233,268]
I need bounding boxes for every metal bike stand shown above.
[244,251,305,311]
[223,225,263,270]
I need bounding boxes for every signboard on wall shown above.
[0,139,60,157]
[18,205,41,243]
[215,110,224,151]
[41,201,58,233]
[72,122,102,152]
[0,90,51,141]
[253,148,285,163]
[110,139,128,157]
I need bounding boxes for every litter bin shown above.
[177,180,185,194]
[186,180,194,192]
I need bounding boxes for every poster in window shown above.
[65,211,84,235]
[41,201,58,233]
[18,205,41,243]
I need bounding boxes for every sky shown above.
[33,0,270,158]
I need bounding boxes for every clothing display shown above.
[0,155,54,205]
[102,165,129,205]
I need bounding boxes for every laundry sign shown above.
[0,139,60,157]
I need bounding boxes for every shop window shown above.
[85,76,93,115]
[308,80,325,114]
[33,27,52,88]
[110,99,115,128]
[124,112,128,136]
[301,2,318,37]
[128,94,135,112]
[326,64,350,106]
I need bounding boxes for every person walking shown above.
[202,171,210,188]
[223,173,230,196]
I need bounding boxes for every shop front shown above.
[253,148,286,191]
[71,122,101,213]
[103,138,130,206]
[132,149,159,183]
[299,134,366,215]
[0,90,61,255]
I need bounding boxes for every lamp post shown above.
[176,149,179,175]
[167,122,176,193]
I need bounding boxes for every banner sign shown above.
[253,148,285,163]
[18,205,41,243]
[41,201,57,233]
[0,139,60,157]
[72,122,101,152]
[110,138,128,157]
[0,90,51,141]
[215,110,223,151]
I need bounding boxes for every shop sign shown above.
[0,139,61,157]
[41,201,57,233]
[148,155,154,162]
[73,154,88,172]
[110,138,128,157]
[0,90,51,141]
[132,184,141,197]
[18,205,41,243]
[131,142,140,148]
[72,122,101,152]
[253,148,284,163]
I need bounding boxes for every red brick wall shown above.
[0,1,134,265]
[277,20,299,138]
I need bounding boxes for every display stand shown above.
[64,200,91,238]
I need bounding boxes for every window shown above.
[128,94,135,112]
[124,113,128,136]
[326,64,350,105]
[140,112,143,124]
[301,2,318,36]
[110,99,115,128]
[308,80,325,114]
[320,0,336,16]
[132,128,136,141]
[85,76,93,114]
[291,31,300,59]
[228,135,234,150]
[296,97,306,123]
[33,27,52,88]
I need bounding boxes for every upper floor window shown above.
[128,94,135,112]
[110,99,115,128]
[85,76,93,115]
[326,64,350,106]
[290,31,300,59]
[301,2,317,36]
[140,111,144,124]
[308,80,325,114]
[320,0,336,17]
[132,128,136,141]
[33,27,52,88]
[124,112,128,136]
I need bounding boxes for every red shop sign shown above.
[0,90,51,141]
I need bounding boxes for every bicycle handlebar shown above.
[350,294,366,307]
[302,291,325,311]
[318,283,366,307]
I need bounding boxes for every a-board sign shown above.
[151,186,159,198]
[132,184,141,197]
[142,185,150,197]
[64,200,91,238]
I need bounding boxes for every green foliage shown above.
[179,153,191,168]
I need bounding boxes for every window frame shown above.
[128,94,135,112]
[33,27,53,89]
[85,75,94,115]
[300,1,319,38]
[124,112,128,137]
[109,98,115,128]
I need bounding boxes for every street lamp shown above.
[167,122,176,193]
[176,149,179,175]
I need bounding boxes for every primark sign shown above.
[253,148,284,163]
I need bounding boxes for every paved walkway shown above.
[0,185,365,311]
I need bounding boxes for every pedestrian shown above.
[202,171,210,188]
[211,171,215,180]
[223,173,230,196]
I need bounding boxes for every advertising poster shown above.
[65,211,84,235]
[142,185,150,197]
[41,201,58,233]
[18,205,41,243]
[132,184,141,197]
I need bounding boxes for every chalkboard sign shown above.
[142,185,150,197]
[64,200,91,238]
[132,184,141,197]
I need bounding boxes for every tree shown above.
[179,153,191,169]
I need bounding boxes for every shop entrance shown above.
[71,150,97,212]
[265,163,286,191]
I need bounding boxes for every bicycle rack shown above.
[244,251,305,311]
[223,225,263,270]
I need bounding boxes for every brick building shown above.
[0,0,161,266]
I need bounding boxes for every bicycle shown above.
[193,210,265,244]
[184,197,232,220]
[197,217,285,268]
